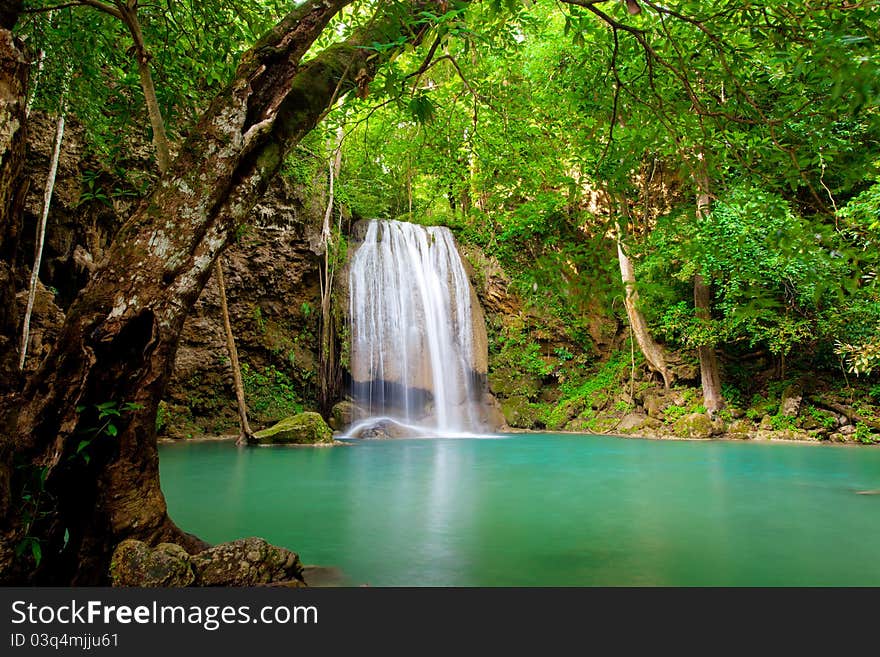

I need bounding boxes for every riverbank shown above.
[159,425,878,447]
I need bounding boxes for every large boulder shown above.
[255,412,333,445]
[617,412,648,433]
[191,538,304,587]
[347,418,412,439]
[110,538,306,587]
[479,393,508,431]
[329,400,365,430]
[672,412,715,439]
[110,540,195,587]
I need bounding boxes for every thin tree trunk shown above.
[215,258,253,445]
[25,49,43,117]
[694,175,724,414]
[318,125,343,415]
[4,0,445,585]
[19,98,65,370]
[118,4,172,172]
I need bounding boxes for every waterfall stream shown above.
[347,220,485,436]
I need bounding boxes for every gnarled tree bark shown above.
[0,0,26,577]
[1,0,457,585]
[0,0,27,394]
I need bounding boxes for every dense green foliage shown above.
[325,0,880,386]
[15,0,880,438]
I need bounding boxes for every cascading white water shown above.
[348,220,483,435]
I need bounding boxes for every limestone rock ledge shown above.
[110,537,305,587]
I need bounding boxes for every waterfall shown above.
[347,220,485,436]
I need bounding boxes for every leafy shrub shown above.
[543,351,633,427]
[770,414,797,431]
[806,405,837,430]
[854,422,878,445]
[664,405,688,422]
[241,363,303,422]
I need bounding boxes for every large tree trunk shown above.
[1,0,452,585]
[0,0,27,394]
[694,181,724,415]
[113,2,253,443]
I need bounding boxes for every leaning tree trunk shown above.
[694,178,724,415]
[610,192,673,388]
[215,259,254,446]
[1,0,452,585]
[615,218,674,388]
[617,236,674,389]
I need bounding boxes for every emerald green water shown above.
[159,435,880,586]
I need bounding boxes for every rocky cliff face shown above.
[15,114,329,438]
[15,113,136,373]
[459,244,626,430]
[162,179,326,437]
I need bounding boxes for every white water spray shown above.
[348,220,484,435]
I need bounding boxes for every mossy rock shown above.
[728,419,753,437]
[110,540,195,587]
[564,418,593,432]
[191,537,304,586]
[329,400,365,430]
[544,397,585,430]
[672,412,714,439]
[489,367,541,398]
[255,412,333,445]
[500,395,540,429]
[616,412,648,433]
